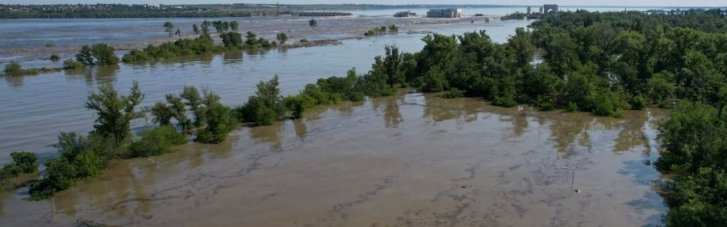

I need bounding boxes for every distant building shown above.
[527,6,532,15]
[543,4,559,14]
[394,11,417,17]
[427,8,462,18]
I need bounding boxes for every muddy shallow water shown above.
[0,93,666,226]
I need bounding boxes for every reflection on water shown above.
[0,93,665,226]
[63,65,120,86]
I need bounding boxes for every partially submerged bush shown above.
[129,126,186,157]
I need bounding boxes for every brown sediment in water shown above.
[0,93,665,226]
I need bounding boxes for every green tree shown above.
[192,23,200,35]
[163,21,174,36]
[309,18,318,29]
[84,81,144,144]
[230,21,239,31]
[75,44,119,66]
[3,61,23,76]
[276,32,288,45]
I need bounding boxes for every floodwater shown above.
[0,93,666,226]
[0,19,532,161]
[0,7,666,226]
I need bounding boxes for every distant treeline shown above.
[0,3,534,19]
[0,4,261,19]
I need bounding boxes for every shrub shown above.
[3,61,23,76]
[443,88,464,99]
[129,126,186,157]
[196,103,236,143]
[283,96,307,119]
[63,59,85,69]
[629,94,647,110]
[590,90,623,117]
[10,151,38,174]
[76,43,119,66]
[30,158,77,199]
[50,54,60,61]
[276,32,288,44]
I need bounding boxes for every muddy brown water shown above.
[0,93,665,226]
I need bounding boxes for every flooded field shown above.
[0,7,667,226]
[0,19,532,160]
[0,93,666,226]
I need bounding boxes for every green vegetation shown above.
[516,10,727,226]
[75,43,119,66]
[309,18,318,28]
[63,59,85,70]
[0,151,38,190]
[129,126,187,157]
[363,25,399,37]
[501,12,528,20]
[122,24,277,64]
[3,61,41,76]
[163,21,174,36]
[4,62,23,76]
[277,32,289,45]
[49,54,60,62]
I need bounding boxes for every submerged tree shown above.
[163,21,174,36]
[276,32,288,45]
[84,81,144,143]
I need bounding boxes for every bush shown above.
[443,88,464,99]
[63,59,85,69]
[3,61,23,76]
[75,43,119,66]
[629,94,647,110]
[0,151,38,182]
[129,126,186,157]
[50,54,60,61]
[590,90,623,117]
[284,96,307,119]
[10,151,38,174]
[196,103,235,143]
[30,158,77,199]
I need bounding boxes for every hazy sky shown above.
[1,0,725,7]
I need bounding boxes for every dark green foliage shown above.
[283,96,306,119]
[443,88,464,99]
[220,32,243,48]
[0,151,38,189]
[49,54,60,61]
[230,21,239,31]
[9,152,37,174]
[656,102,727,226]
[75,43,119,66]
[3,61,23,76]
[309,18,317,28]
[196,102,236,144]
[85,81,144,144]
[129,126,186,157]
[193,23,200,34]
[163,21,174,35]
[122,35,217,63]
[238,76,284,125]
[30,133,108,199]
[364,26,387,36]
[590,90,623,117]
[181,86,205,127]
[276,32,288,44]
